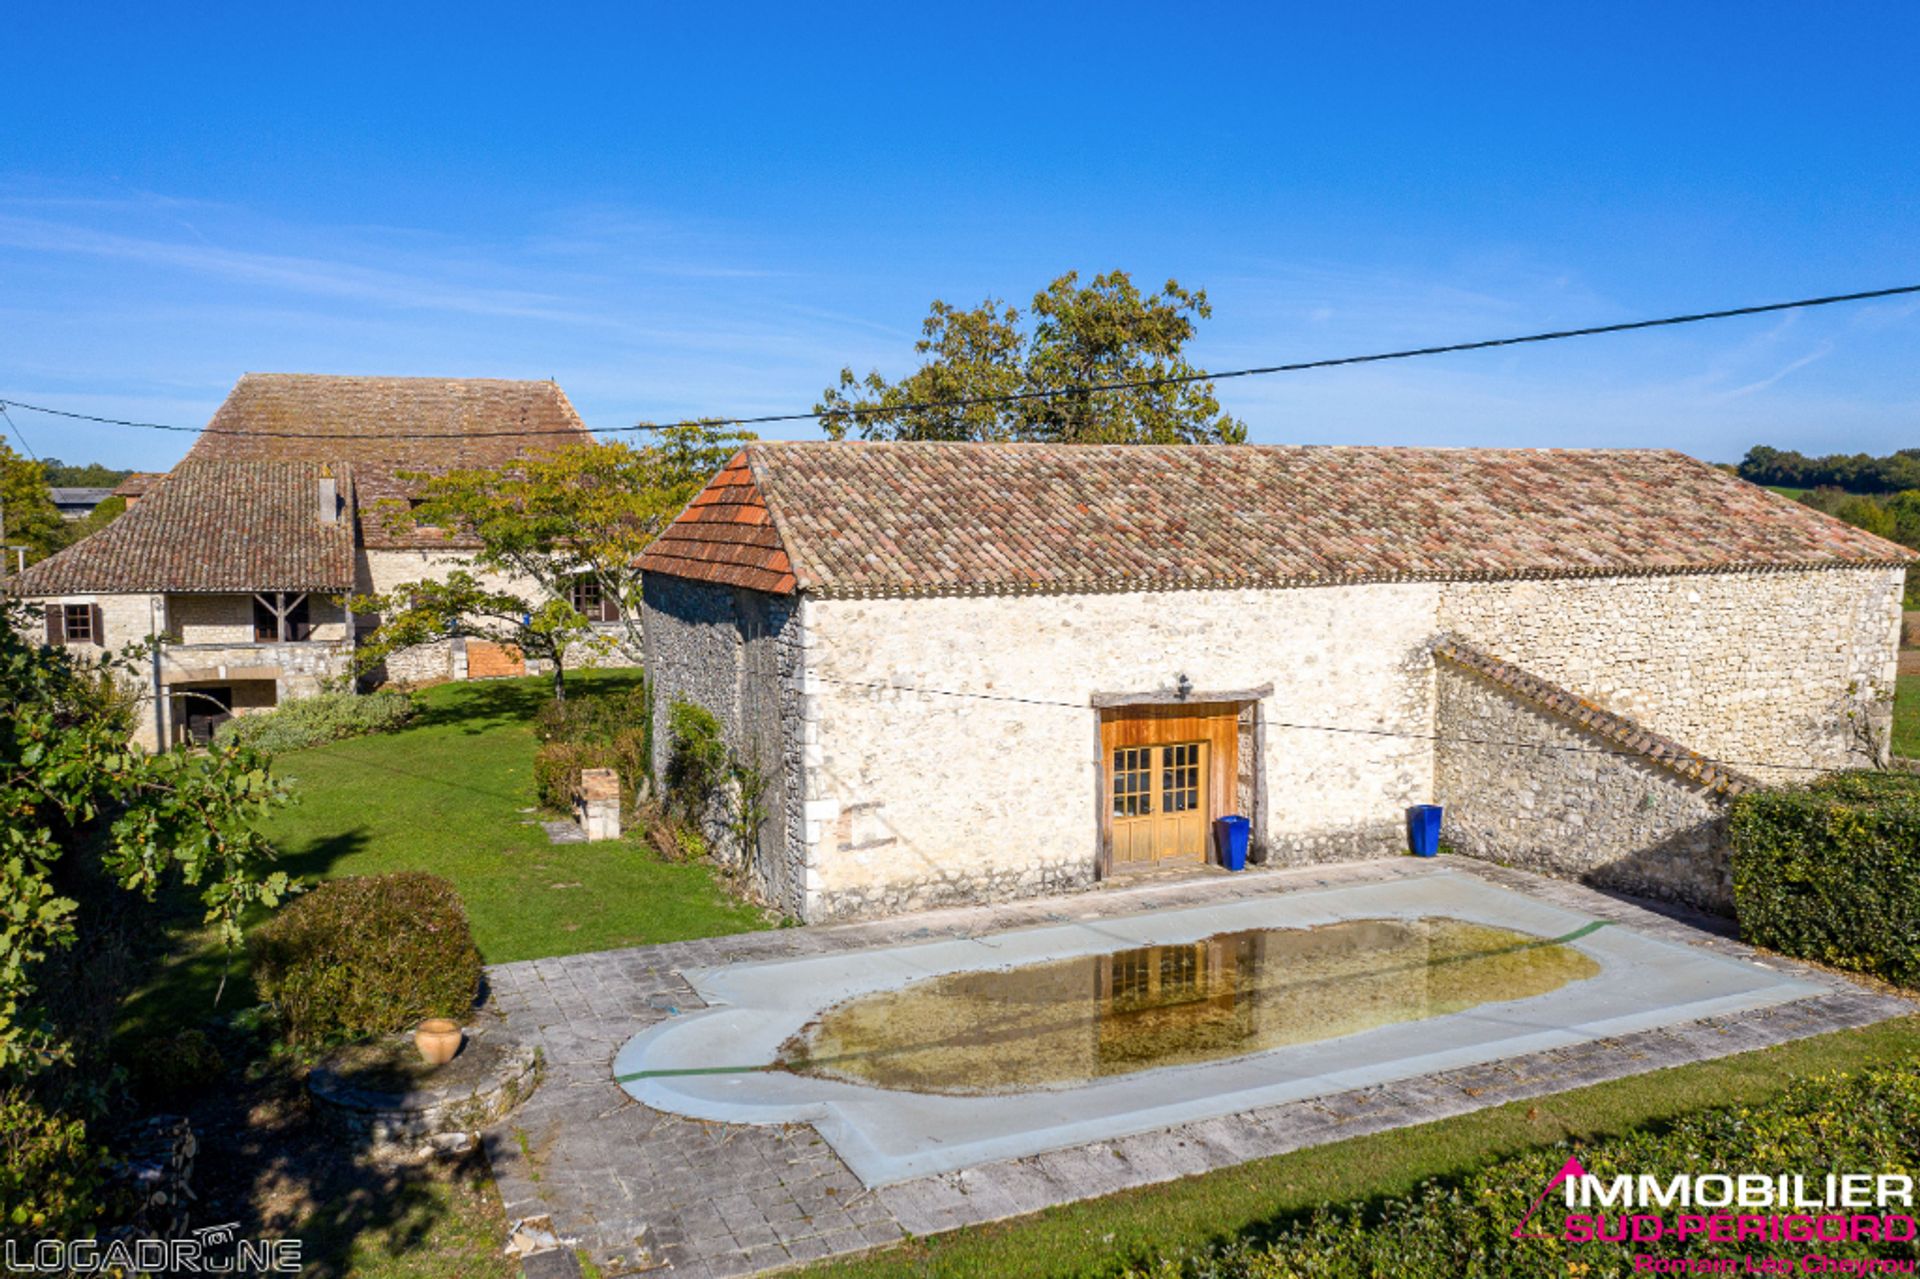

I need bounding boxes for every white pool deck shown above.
[613,870,1828,1185]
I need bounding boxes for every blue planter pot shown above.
[1213,815,1251,871]
[1407,804,1444,857]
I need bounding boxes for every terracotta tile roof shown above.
[111,472,163,499]
[185,373,590,471]
[642,443,1916,599]
[10,460,356,595]
[637,452,795,593]
[353,466,480,551]
[1434,634,1760,796]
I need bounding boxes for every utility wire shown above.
[3,282,1916,443]
[0,403,41,461]
[628,652,1839,775]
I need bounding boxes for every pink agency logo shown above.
[1511,1158,1919,1273]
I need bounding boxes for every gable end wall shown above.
[641,571,804,916]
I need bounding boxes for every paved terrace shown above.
[480,857,1912,1278]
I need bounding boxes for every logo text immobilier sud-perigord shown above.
[1513,1157,1918,1273]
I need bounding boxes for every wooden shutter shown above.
[45,605,65,646]
[90,604,105,645]
[600,593,619,623]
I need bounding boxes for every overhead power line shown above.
[0,404,41,460]
[2,282,1916,443]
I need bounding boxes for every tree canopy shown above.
[1738,445,1920,494]
[352,424,751,700]
[0,442,66,567]
[37,458,133,489]
[816,270,1247,445]
[0,603,289,1077]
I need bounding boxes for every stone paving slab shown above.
[480,856,1913,1277]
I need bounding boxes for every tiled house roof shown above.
[11,461,356,595]
[638,451,795,593]
[1433,635,1761,796]
[112,472,163,500]
[185,374,590,471]
[640,442,1916,599]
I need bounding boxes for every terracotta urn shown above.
[414,1018,463,1066]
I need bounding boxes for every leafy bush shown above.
[665,699,727,822]
[533,739,603,811]
[248,873,481,1044]
[531,681,651,811]
[214,689,417,753]
[0,1088,104,1240]
[1729,770,1920,987]
[121,1028,225,1107]
[1121,1064,1920,1278]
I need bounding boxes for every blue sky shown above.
[3,3,1916,471]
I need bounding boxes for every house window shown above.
[570,578,616,623]
[62,604,96,644]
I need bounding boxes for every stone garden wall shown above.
[1433,656,1738,914]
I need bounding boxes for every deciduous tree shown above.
[352,424,751,701]
[0,603,289,1077]
[817,270,1247,445]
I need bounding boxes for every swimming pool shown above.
[613,871,1825,1185]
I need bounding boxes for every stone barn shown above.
[639,443,1911,922]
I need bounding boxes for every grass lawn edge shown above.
[800,1013,1920,1278]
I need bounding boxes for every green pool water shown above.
[778,916,1601,1095]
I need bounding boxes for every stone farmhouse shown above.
[13,374,619,748]
[641,442,1913,923]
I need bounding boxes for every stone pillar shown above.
[574,769,621,841]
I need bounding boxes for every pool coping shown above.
[481,857,1914,1278]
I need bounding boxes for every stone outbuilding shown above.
[640,442,1912,921]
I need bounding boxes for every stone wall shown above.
[642,564,1903,923]
[164,592,349,645]
[640,572,803,914]
[1439,567,1905,780]
[1433,660,1735,914]
[797,583,1441,920]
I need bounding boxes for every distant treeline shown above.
[40,457,134,488]
[1738,445,1920,494]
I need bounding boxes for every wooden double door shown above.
[1101,703,1239,871]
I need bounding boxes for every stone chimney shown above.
[318,473,338,523]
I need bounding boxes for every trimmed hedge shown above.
[248,873,482,1044]
[1121,1064,1920,1278]
[1729,770,1920,988]
[214,689,417,753]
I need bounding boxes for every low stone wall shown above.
[1434,661,1735,914]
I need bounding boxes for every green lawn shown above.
[120,670,768,1038]
[1896,674,1920,759]
[805,1015,1920,1278]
